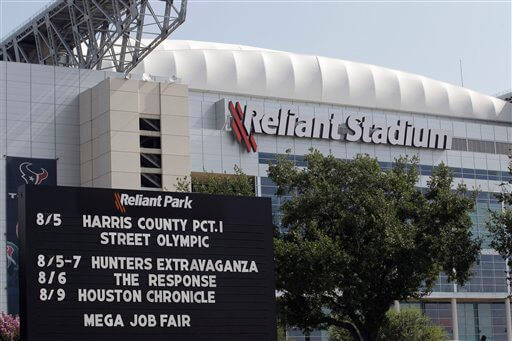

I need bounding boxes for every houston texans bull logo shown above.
[19,162,49,185]
[6,163,49,271]
[6,242,18,272]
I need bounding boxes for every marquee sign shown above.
[18,185,276,341]
[226,101,453,152]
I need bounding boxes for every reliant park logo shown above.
[227,100,452,152]
[114,192,127,214]
[114,192,193,213]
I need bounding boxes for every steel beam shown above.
[0,0,187,73]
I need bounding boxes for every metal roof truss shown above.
[0,0,187,73]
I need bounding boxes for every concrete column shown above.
[394,300,400,313]
[160,83,191,191]
[451,298,459,341]
[506,297,512,341]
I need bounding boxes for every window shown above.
[452,138,468,151]
[432,272,454,292]
[423,302,453,338]
[488,170,501,181]
[458,303,507,341]
[139,118,161,132]
[468,139,496,154]
[458,255,507,293]
[420,165,433,176]
[496,142,512,155]
[462,168,475,179]
[141,173,162,188]
[475,169,488,180]
[140,154,161,169]
[140,135,161,149]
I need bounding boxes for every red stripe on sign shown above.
[235,102,254,152]
[114,192,126,214]
[228,101,243,143]
[228,101,251,152]
[249,134,257,152]
[230,119,242,143]
[236,103,257,152]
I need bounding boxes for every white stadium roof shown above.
[133,40,511,123]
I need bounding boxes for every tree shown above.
[174,165,287,339]
[328,325,353,341]
[174,165,255,196]
[277,325,287,341]
[378,309,446,341]
[268,151,480,341]
[488,156,512,275]
[328,309,446,341]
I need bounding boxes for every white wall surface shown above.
[0,61,127,313]
[188,90,512,196]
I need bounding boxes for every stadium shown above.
[0,1,511,340]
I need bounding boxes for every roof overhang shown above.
[133,40,512,123]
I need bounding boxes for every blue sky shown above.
[1,0,510,96]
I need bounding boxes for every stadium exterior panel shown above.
[1,40,511,340]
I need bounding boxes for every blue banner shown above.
[6,156,57,314]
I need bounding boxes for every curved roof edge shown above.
[132,40,512,123]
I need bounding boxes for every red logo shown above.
[6,242,17,269]
[114,192,126,214]
[19,162,49,185]
[228,101,257,152]
[6,244,14,258]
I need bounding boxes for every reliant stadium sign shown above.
[227,101,452,152]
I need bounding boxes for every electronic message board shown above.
[18,185,276,341]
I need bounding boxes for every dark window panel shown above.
[496,142,512,155]
[139,118,161,131]
[140,135,161,149]
[141,173,162,188]
[452,138,468,151]
[140,154,162,168]
[260,177,276,186]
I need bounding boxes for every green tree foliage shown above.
[276,324,287,341]
[328,325,353,341]
[379,309,446,341]
[174,165,255,196]
[268,151,479,341]
[328,309,446,341]
[488,156,512,274]
[175,165,281,338]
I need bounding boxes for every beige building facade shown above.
[79,78,190,191]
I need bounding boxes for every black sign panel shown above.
[18,185,276,341]
[6,156,57,314]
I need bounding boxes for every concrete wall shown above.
[0,61,84,312]
[79,78,190,191]
[160,82,191,191]
[0,61,192,312]
[0,61,141,312]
